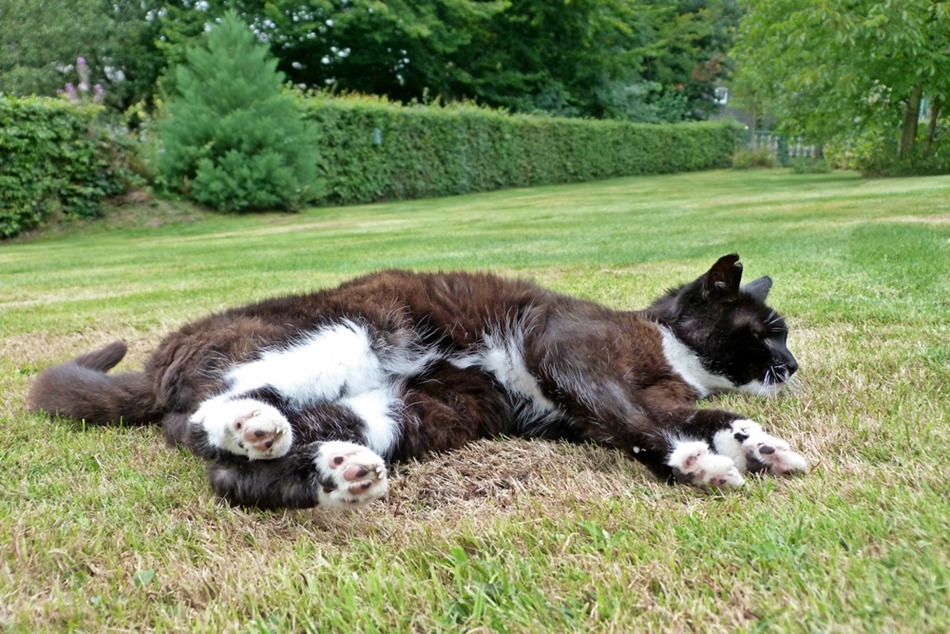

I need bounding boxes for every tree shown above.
[250,0,503,102]
[0,0,165,111]
[732,0,950,160]
[157,10,322,212]
[237,0,739,121]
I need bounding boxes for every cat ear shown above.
[741,276,773,302]
[702,254,743,299]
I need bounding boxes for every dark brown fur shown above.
[29,257,801,509]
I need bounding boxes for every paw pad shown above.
[733,420,808,476]
[315,441,388,509]
[191,398,293,460]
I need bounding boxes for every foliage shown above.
[788,156,832,174]
[2,0,741,122]
[832,134,950,177]
[256,0,503,102]
[301,93,742,205]
[0,0,165,111]
[0,95,130,238]
[183,0,739,123]
[731,146,776,169]
[156,11,322,213]
[732,0,950,171]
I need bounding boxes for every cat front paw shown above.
[667,440,745,488]
[191,398,293,460]
[715,420,808,476]
[314,441,388,510]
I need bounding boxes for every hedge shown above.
[0,95,127,238]
[2,94,742,238]
[301,94,744,205]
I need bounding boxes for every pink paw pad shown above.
[735,422,808,476]
[229,406,292,460]
[315,441,388,509]
[234,410,286,454]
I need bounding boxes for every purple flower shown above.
[94,84,104,104]
[76,56,90,89]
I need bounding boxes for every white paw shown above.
[314,441,388,510]
[715,420,808,475]
[667,440,745,488]
[192,398,293,460]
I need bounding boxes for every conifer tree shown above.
[157,10,321,212]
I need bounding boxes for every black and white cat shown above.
[28,255,808,510]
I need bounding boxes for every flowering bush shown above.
[58,57,104,106]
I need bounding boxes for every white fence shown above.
[750,131,819,163]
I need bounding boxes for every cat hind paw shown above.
[192,399,293,460]
[314,441,388,510]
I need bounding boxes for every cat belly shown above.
[190,321,409,459]
[225,320,385,406]
[189,320,559,460]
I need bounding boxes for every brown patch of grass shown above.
[383,438,646,521]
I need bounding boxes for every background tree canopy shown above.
[732,0,950,161]
[1,0,740,123]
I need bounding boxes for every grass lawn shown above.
[2,168,949,633]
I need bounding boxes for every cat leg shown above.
[207,441,388,510]
[189,397,293,460]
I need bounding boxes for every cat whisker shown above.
[781,373,803,397]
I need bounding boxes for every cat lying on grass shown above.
[29,254,807,510]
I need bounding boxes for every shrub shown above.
[0,95,129,238]
[731,146,777,170]
[825,127,950,176]
[789,157,832,174]
[157,11,322,212]
[301,94,742,205]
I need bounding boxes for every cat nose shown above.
[786,357,799,377]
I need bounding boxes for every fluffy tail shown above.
[27,341,164,425]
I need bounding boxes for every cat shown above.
[28,254,807,510]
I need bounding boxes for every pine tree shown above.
[157,10,321,212]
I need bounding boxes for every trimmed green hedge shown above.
[2,94,741,238]
[0,96,127,238]
[302,95,743,205]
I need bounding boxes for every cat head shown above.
[647,254,798,396]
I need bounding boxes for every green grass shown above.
[2,169,949,633]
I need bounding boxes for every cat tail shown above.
[27,341,163,425]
